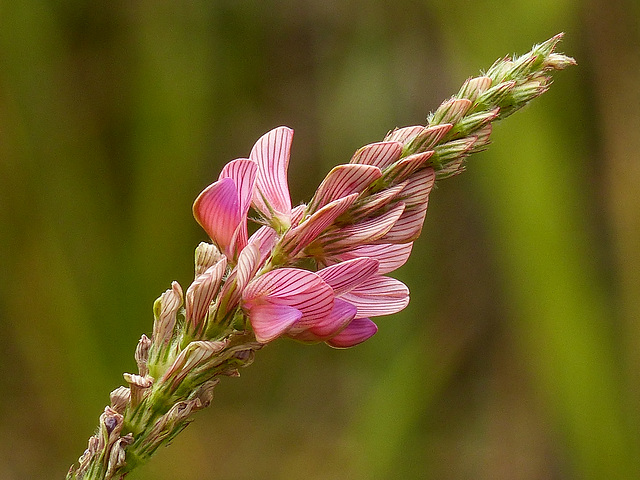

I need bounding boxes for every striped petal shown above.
[326,318,378,348]
[250,126,294,221]
[400,167,435,208]
[405,123,453,152]
[185,257,227,334]
[317,257,379,296]
[350,141,403,169]
[289,298,357,342]
[282,193,358,257]
[383,151,434,184]
[377,204,428,244]
[322,202,405,255]
[340,276,410,317]
[309,164,382,212]
[219,158,258,216]
[243,268,334,328]
[192,177,240,258]
[338,243,413,274]
[384,125,425,143]
[249,303,302,343]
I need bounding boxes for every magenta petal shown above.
[326,318,378,348]
[339,243,413,274]
[350,141,403,168]
[340,276,410,317]
[250,126,294,220]
[317,257,379,296]
[193,178,240,258]
[309,164,382,212]
[249,303,302,343]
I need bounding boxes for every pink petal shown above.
[192,177,240,258]
[219,158,258,216]
[289,298,357,342]
[281,193,358,257]
[317,257,379,296]
[235,244,261,293]
[249,303,302,343]
[247,225,278,265]
[350,182,405,220]
[321,202,405,255]
[338,243,413,274]
[350,141,403,169]
[432,98,472,125]
[400,167,435,208]
[250,126,294,220]
[326,318,378,348]
[309,164,382,212]
[243,269,334,326]
[376,204,428,244]
[340,276,410,317]
[383,151,434,183]
[384,125,425,143]
[407,124,453,151]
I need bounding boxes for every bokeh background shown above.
[1,1,639,479]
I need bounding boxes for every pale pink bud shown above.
[185,256,227,336]
[152,281,183,346]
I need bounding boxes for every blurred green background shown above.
[1,1,639,479]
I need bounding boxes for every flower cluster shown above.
[191,125,428,347]
[67,34,575,480]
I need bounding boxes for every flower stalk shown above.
[67,34,574,480]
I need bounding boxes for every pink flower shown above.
[242,268,335,343]
[193,159,258,261]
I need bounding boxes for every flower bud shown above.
[194,242,224,276]
[152,281,183,346]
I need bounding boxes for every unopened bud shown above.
[185,257,227,336]
[123,373,153,408]
[194,242,224,276]
[152,281,183,346]
[109,386,131,414]
[457,76,492,103]
[430,98,472,126]
[135,334,152,377]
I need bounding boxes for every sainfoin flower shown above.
[68,35,576,479]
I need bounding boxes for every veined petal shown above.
[399,167,435,208]
[317,257,379,296]
[243,269,334,324]
[383,151,434,184]
[289,298,357,342]
[309,164,382,212]
[350,182,405,220]
[219,158,258,216]
[340,276,410,317]
[338,243,413,274]
[281,193,358,257]
[326,318,378,348]
[384,125,425,143]
[405,123,453,152]
[250,126,294,220]
[350,141,403,169]
[377,204,428,244]
[185,257,227,334]
[249,303,302,343]
[235,244,261,293]
[321,202,405,255]
[192,178,240,258]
